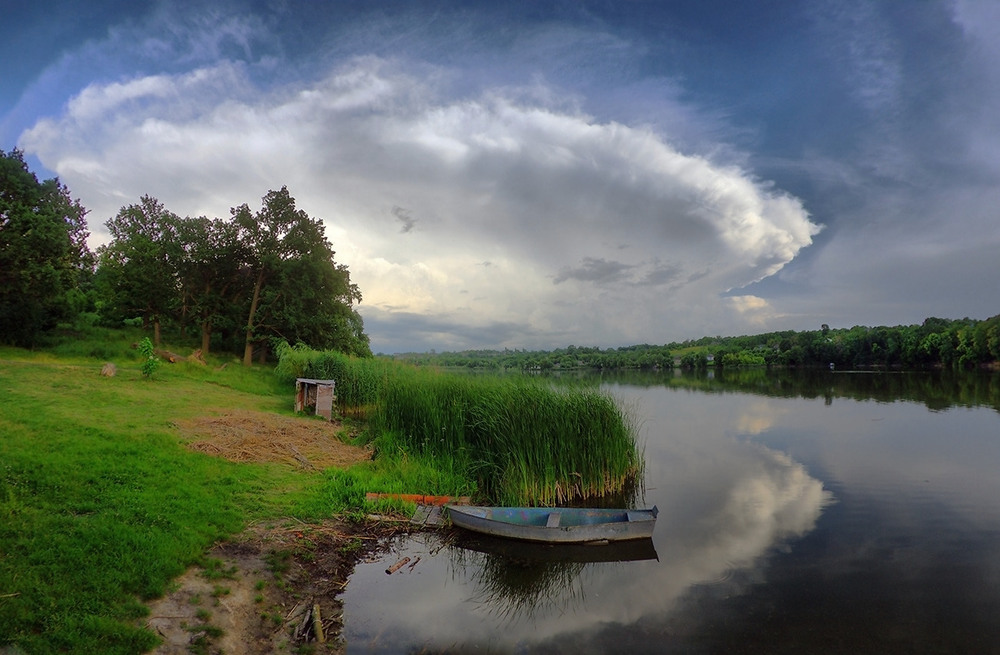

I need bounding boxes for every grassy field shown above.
[1,329,645,653]
[0,329,348,654]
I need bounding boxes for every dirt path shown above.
[146,519,412,654]
[146,410,418,654]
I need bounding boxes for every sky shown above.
[3,0,999,354]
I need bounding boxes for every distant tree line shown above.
[0,149,370,360]
[391,317,1000,371]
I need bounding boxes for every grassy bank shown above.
[0,332,331,654]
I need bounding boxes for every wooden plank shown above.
[410,505,446,526]
[410,505,433,525]
[424,506,445,526]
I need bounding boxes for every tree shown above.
[0,149,91,347]
[234,187,369,364]
[175,216,247,355]
[97,196,183,346]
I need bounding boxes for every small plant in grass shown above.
[187,622,225,655]
[137,336,160,378]
[265,549,293,575]
[199,556,238,580]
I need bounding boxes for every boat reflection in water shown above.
[454,532,659,563]
[448,533,658,621]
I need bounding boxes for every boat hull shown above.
[446,505,658,544]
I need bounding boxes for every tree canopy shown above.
[96,187,371,361]
[0,149,90,347]
[391,316,1000,371]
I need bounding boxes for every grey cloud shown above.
[20,49,819,351]
[359,307,553,354]
[639,263,682,287]
[391,205,416,233]
[553,257,634,285]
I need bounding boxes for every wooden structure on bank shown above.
[294,378,336,421]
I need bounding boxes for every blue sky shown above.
[3,0,998,353]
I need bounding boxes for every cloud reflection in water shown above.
[343,391,832,652]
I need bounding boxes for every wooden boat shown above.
[446,505,658,544]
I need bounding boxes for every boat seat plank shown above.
[546,512,561,528]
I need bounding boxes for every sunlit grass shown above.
[0,348,310,654]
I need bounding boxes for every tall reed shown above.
[371,368,643,506]
[275,342,390,416]
[275,343,643,505]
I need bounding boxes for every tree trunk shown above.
[201,320,212,355]
[243,269,265,366]
[153,318,161,347]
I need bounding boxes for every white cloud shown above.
[20,54,819,351]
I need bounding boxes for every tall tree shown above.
[97,196,182,346]
[234,187,369,364]
[270,218,370,356]
[0,149,90,347]
[175,216,248,355]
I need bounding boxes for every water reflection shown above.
[448,536,658,621]
[598,367,1000,412]
[344,387,832,652]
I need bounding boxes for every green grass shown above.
[0,345,314,654]
[0,334,645,653]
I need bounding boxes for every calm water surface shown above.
[342,370,1000,653]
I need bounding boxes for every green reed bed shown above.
[275,341,389,415]
[274,343,644,505]
[371,367,643,506]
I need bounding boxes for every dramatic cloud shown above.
[21,53,820,352]
[8,1,997,352]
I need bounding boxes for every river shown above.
[341,369,1000,653]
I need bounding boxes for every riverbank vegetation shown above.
[0,333,308,653]
[275,342,643,506]
[1,149,369,361]
[391,315,1000,371]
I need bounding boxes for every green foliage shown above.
[276,340,643,505]
[0,149,92,347]
[369,367,642,506]
[96,196,182,346]
[234,187,370,365]
[275,341,389,412]
[89,187,370,362]
[393,314,1000,372]
[137,337,160,378]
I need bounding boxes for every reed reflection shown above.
[448,536,658,622]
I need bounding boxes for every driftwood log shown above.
[153,348,207,365]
